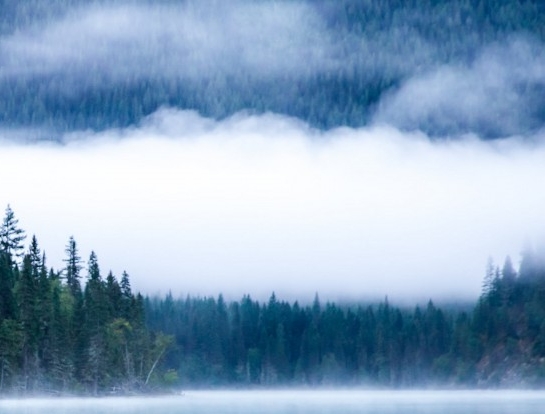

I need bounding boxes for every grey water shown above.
[1,390,545,414]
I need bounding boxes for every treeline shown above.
[146,293,454,387]
[2,204,545,392]
[146,254,545,388]
[0,206,171,395]
[1,0,544,137]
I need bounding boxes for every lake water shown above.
[1,390,544,414]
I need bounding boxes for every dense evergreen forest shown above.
[146,254,545,388]
[0,206,173,395]
[1,0,545,137]
[2,205,545,393]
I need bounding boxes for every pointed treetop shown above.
[519,243,538,281]
[28,235,42,272]
[268,292,277,306]
[87,251,101,281]
[64,236,82,275]
[482,256,495,295]
[312,292,321,315]
[502,255,517,282]
[64,236,83,296]
[121,271,132,298]
[0,204,26,260]
[106,270,116,285]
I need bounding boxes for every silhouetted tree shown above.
[0,205,26,260]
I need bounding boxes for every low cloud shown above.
[0,1,335,82]
[0,0,446,98]
[1,109,544,302]
[2,1,544,138]
[374,38,545,138]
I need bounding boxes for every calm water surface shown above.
[1,390,544,414]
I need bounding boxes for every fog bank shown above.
[1,109,544,301]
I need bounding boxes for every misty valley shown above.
[2,0,545,411]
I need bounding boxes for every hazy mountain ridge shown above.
[1,0,545,138]
[146,252,545,388]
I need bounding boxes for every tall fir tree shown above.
[15,255,39,390]
[63,236,83,298]
[0,251,16,320]
[0,205,26,261]
[83,251,108,394]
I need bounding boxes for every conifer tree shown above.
[0,319,22,391]
[63,236,82,297]
[48,273,73,390]
[482,257,495,295]
[502,256,517,283]
[106,271,122,318]
[28,235,42,276]
[0,205,26,261]
[120,271,133,320]
[16,255,39,390]
[0,252,16,320]
[83,251,109,394]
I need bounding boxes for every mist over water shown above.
[1,391,544,414]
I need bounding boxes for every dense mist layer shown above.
[1,109,545,300]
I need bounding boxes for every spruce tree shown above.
[83,251,108,394]
[0,205,26,261]
[15,255,39,390]
[0,252,16,320]
[120,271,133,320]
[106,271,122,318]
[63,236,83,298]
[48,272,73,390]
[0,319,22,391]
[28,235,42,276]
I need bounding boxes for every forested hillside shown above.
[1,0,544,137]
[146,250,545,388]
[1,205,544,393]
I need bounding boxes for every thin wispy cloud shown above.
[375,38,545,137]
[0,2,335,81]
[374,38,545,138]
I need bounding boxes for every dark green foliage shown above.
[0,206,171,394]
[146,294,443,386]
[0,205,26,260]
[63,236,83,298]
[0,1,544,137]
[145,253,545,388]
[0,319,23,390]
[0,252,16,320]
[2,203,545,390]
